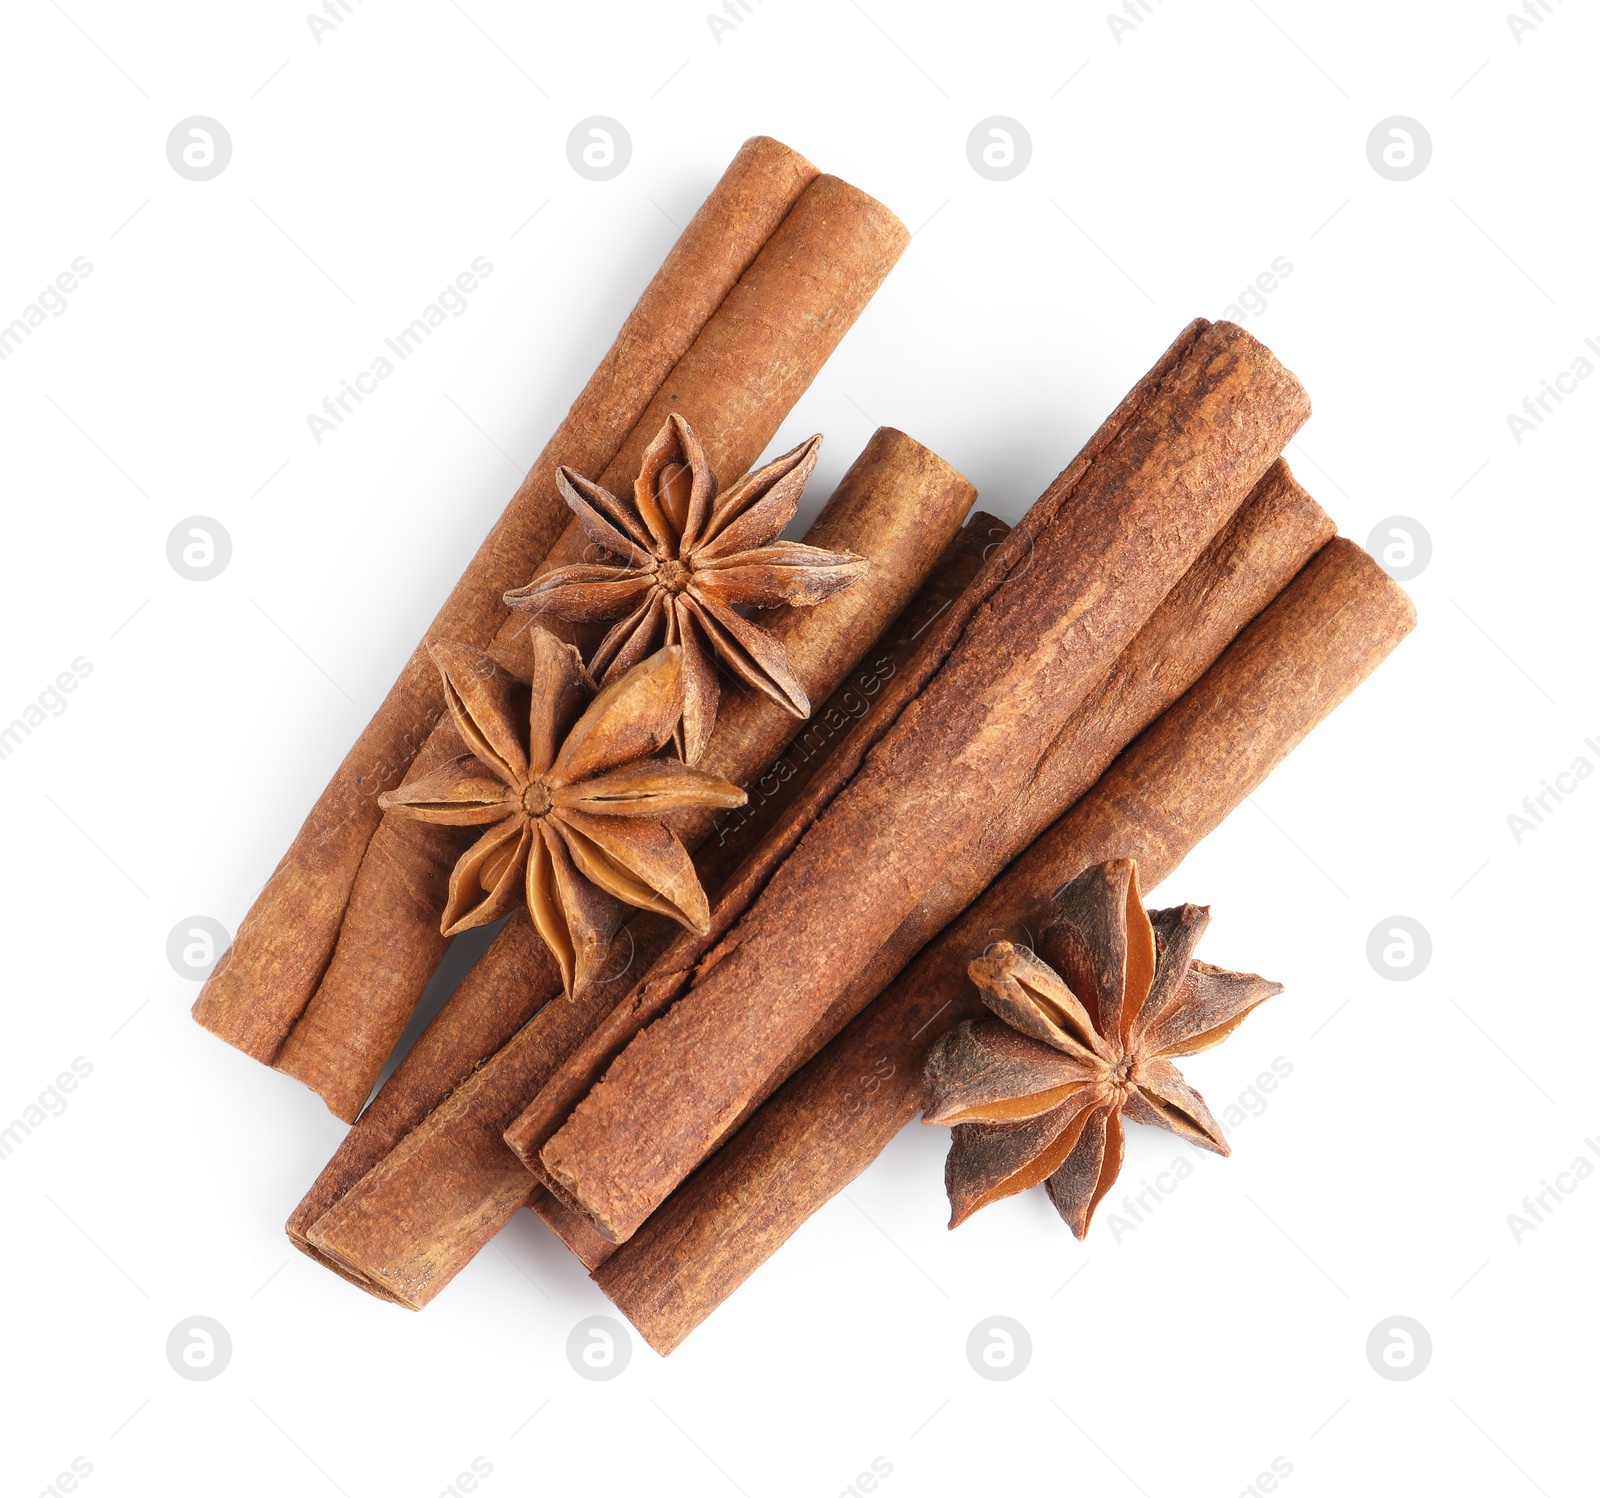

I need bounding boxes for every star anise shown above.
[502,414,868,764]
[923,859,1283,1236]
[378,630,745,994]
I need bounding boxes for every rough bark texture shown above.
[288,437,975,1303]
[519,456,1329,1262]
[543,319,1312,1244]
[504,508,1006,1197]
[192,137,818,1066]
[594,537,1416,1351]
[698,455,1336,1149]
[269,176,913,1119]
[287,912,560,1300]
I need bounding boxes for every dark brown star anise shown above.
[502,414,868,763]
[378,629,744,994]
[923,858,1283,1236]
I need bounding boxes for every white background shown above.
[1,1,1594,1494]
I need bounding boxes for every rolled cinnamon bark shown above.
[511,456,1334,1208]
[528,1186,616,1272]
[503,457,1330,1196]
[542,319,1311,1244]
[270,176,912,1120]
[289,461,988,1291]
[516,508,1008,1253]
[595,537,1416,1351]
[290,436,977,1302]
[192,137,817,1066]
[693,508,1010,893]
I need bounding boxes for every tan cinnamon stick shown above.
[528,1187,616,1272]
[289,473,990,1296]
[693,509,1009,895]
[512,456,1335,1213]
[318,336,1292,1273]
[287,911,569,1301]
[594,537,1416,1351]
[269,176,912,1120]
[515,507,1008,1252]
[192,137,817,1066]
[290,435,977,1303]
[521,505,998,1273]
[286,443,979,1285]
[542,319,1311,1244]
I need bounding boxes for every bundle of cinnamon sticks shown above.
[194,137,1416,1350]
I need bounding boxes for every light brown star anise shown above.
[923,858,1283,1236]
[378,629,745,994]
[502,414,868,764]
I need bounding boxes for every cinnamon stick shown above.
[291,488,994,1297]
[541,319,1312,1244]
[509,455,1334,1207]
[290,436,977,1303]
[594,537,1417,1351]
[500,503,1018,1186]
[268,175,912,1120]
[193,137,818,1065]
[517,507,1009,1255]
[694,509,1010,894]
[528,1187,616,1273]
[287,443,980,1283]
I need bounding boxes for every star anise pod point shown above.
[923,858,1283,1238]
[503,414,868,763]
[378,630,746,995]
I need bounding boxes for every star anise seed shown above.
[378,630,745,995]
[922,858,1283,1237]
[502,414,868,764]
